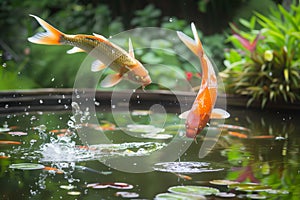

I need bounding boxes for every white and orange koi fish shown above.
[28,14,151,88]
[177,23,230,138]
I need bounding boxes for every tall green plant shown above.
[220,1,300,108]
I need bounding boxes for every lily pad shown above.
[209,179,239,186]
[9,163,45,170]
[168,185,219,196]
[60,185,75,190]
[229,183,271,192]
[131,110,152,116]
[67,191,81,196]
[115,191,139,198]
[153,162,223,173]
[0,127,10,132]
[141,133,173,139]
[155,193,202,200]
[246,194,267,199]
[216,192,236,198]
[127,124,164,134]
[87,182,133,189]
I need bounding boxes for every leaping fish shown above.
[177,23,230,139]
[27,14,152,88]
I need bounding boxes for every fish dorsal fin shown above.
[128,38,135,58]
[93,33,109,42]
[91,60,107,72]
[67,47,85,54]
[178,110,190,119]
[100,73,122,87]
[210,108,230,119]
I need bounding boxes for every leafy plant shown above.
[220,0,300,108]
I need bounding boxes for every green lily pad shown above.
[246,194,267,199]
[153,162,223,173]
[9,163,45,170]
[67,191,81,196]
[155,193,203,200]
[229,183,271,192]
[115,191,139,198]
[216,192,236,198]
[141,133,173,139]
[127,124,164,134]
[209,179,239,186]
[60,185,75,190]
[168,186,219,196]
[0,127,10,132]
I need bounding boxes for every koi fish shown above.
[28,14,152,88]
[177,23,230,138]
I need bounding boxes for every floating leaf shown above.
[67,191,81,196]
[87,182,133,190]
[127,124,164,134]
[131,110,152,116]
[141,133,173,139]
[115,191,139,198]
[155,193,202,200]
[229,183,271,192]
[90,142,167,157]
[168,186,219,196]
[246,194,267,199]
[209,180,239,186]
[154,162,224,173]
[216,192,236,198]
[0,127,10,132]
[9,163,45,170]
[60,185,75,190]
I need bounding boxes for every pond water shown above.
[0,101,299,199]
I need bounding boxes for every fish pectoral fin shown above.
[93,33,109,42]
[178,110,190,119]
[210,108,230,119]
[67,47,85,54]
[100,73,122,87]
[128,38,135,58]
[91,60,107,72]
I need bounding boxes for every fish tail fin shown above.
[28,14,64,45]
[177,22,204,57]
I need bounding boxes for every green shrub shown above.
[220,0,300,108]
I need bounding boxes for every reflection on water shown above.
[0,106,299,199]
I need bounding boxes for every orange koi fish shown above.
[177,23,230,138]
[28,15,151,88]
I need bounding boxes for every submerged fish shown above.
[177,23,230,138]
[28,14,152,88]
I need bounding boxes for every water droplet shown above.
[169,18,173,22]
[39,99,44,104]
[51,77,55,82]
[111,105,116,109]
